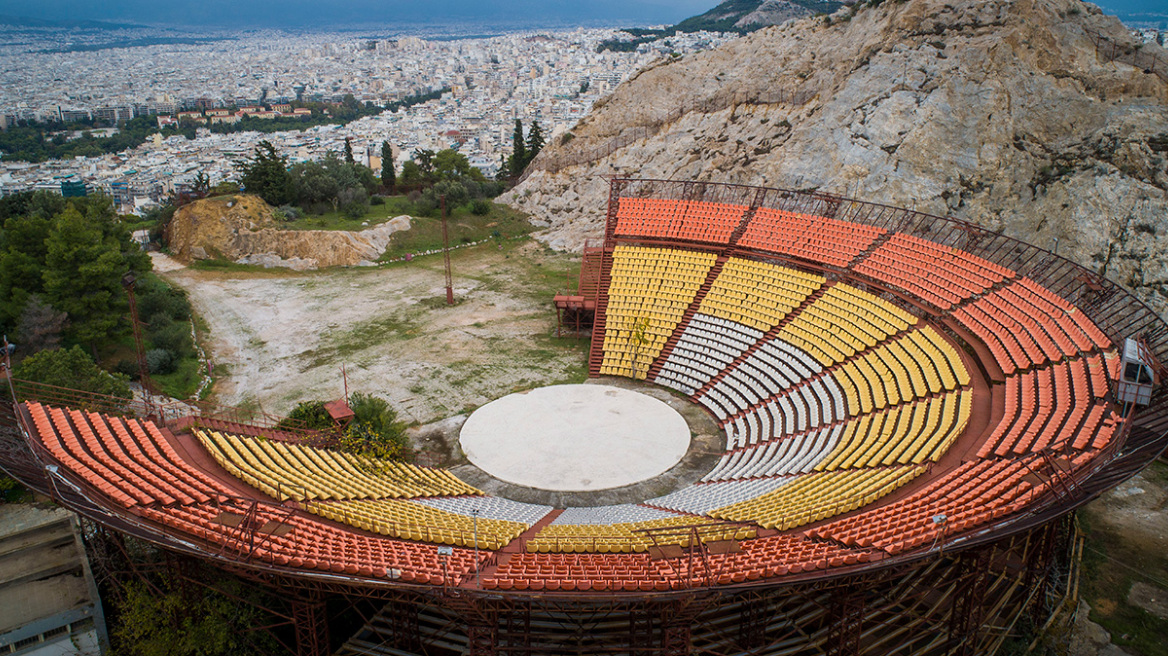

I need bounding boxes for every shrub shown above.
[470,199,492,216]
[145,348,175,375]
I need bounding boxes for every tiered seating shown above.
[978,357,1118,457]
[690,337,824,424]
[739,208,885,267]
[526,507,754,553]
[952,278,1114,375]
[413,495,554,526]
[698,258,824,332]
[854,233,1013,309]
[814,391,971,471]
[600,245,716,379]
[614,198,747,244]
[806,459,1049,554]
[654,314,762,396]
[778,286,916,367]
[710,466,925,530]
[702,424,845,481]
[26,402,231,507]
[135,503,484,583]
[485,533,872,590]
[712,374,845,447]
[833,328,970,415]
[196,429,478,501]
[647,478,791,515]
[308,499,527,550]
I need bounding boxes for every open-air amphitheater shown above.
[3,178,1168,656]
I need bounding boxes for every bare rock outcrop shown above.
[507,0,1168,315]
[167,195,410,270]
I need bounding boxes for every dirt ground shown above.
[153,240,589,431]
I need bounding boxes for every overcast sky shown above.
[0,0,1159,29]
[0,0,723,28]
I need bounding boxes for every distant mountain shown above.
[0,14,144,29]
[673,0,843,34]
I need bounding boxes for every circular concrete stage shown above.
[459,384,691,492]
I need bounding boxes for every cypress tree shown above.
[380,141,396,191]
[344,137,355,164]
[525,121,545,166]
[509,119,526,177]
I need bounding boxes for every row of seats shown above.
[854,233,1013,310]
[777,285,916,367]
[979,355,1120,457]
[698,258,824,332]
[805,457,1072,554]
[646,478,791,515]
[833,329,970,416]
[739,208,885,267]
[952,278,1113,375]
[526,514,755,553]
[306,498,527,550]
[484,534,873,590]
[413,495,553,526]
[27,402,230,508]
[654,314,762,395]
[814,391,971,471]
[553,504,681,525]
[135,502,485,584]
[600,245,716,379]
[614,197,747,245]
[714,375,845,447]
[681,335,825,424]
[702,425,844,481]
[196,429,478,501]
[710,466,925,531]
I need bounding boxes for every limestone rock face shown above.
[507,0,1168,316]
[167,195,410,270]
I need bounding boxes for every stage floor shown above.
[459,384,691,492]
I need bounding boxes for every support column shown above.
[293,592,330,656]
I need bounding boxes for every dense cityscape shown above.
[0,27,736,211]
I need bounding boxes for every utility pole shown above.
[442,195,454,305]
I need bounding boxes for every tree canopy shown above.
[509,119,527,177]
[0,192,149,350]
[234,140,293,207]
[13,346,132,399]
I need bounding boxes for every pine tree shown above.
[344,137,355,164]
[525,121,545,167]
[509,119,526,177]
[380,141,396,191]
[42,206,129,349]
[234,140,293,206]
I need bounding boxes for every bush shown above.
[370,195,385,206]
[149,319,192,355]
[145,348,175,375]
[137,279,190,324]
[277,204,303,220]
[340,392,409,462]
[470,199,492,216]
[115,359,140,380]
[279,400,333,431]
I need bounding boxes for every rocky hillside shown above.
[673,0,843,33]
[507,0,1168,316]
[166,195,410,270]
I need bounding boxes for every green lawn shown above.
[378,201,535,261]
[281,198,413,232]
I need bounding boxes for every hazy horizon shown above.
[0,0,1162,30]
[0,0,720,29]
